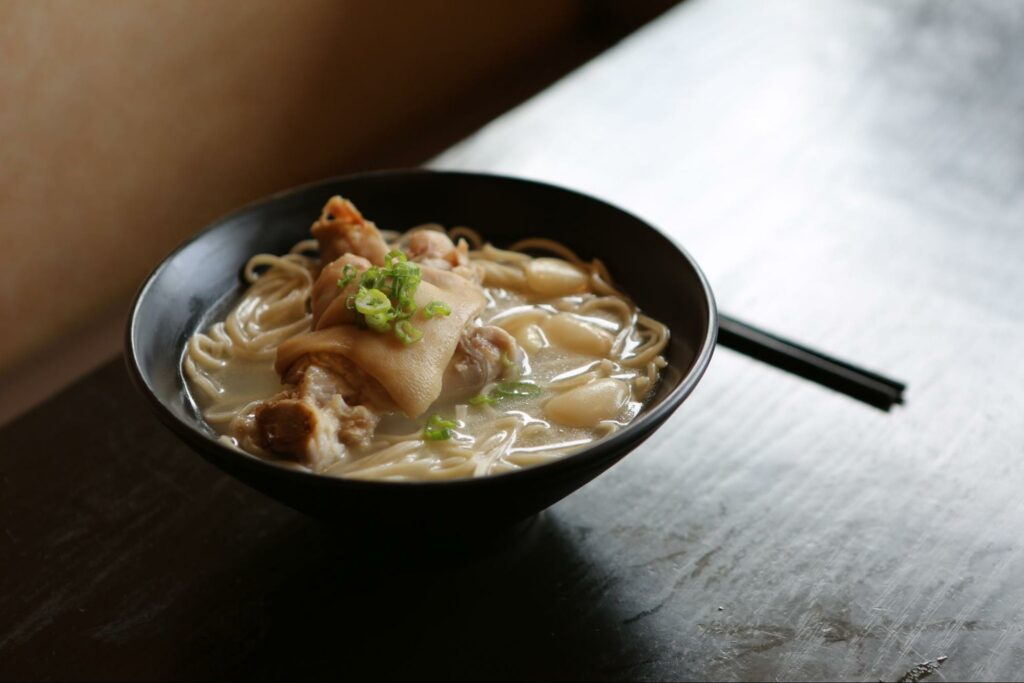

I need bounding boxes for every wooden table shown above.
[3,1,1023,679]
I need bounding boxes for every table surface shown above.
[4,0,1024,680]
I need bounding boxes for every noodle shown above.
[183,215,669,482]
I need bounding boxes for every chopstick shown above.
[716,314,906,411]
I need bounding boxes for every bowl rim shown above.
[125,168,719,490]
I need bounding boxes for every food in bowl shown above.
[183,196,669,481]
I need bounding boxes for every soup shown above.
[183,196,668,481]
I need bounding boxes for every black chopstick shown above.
[716,314,906,411]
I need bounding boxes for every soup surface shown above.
[184,197,668,481]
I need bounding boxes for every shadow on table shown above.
[176,511,653,680]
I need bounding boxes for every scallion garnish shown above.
[395,319,423,345]
[336,263,358,289]
[469,381,542,407]
[493,381,543,398]
[354,287,391,316]
[423,300,452,318]
[424,414,457,441]
[364,311,392,333]
[331,252,445,344]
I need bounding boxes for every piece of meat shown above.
[253,353,395,471]
[407,230,462,268]
[311,196,389,266]
[255,397,380,471]
[441,325,525,400]
[277,265,487,417]
[285,353,395,412]
[254,399,319,460]
[256,199,501,468]
[406,230,484,284]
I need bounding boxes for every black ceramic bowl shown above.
[126,170,717,529]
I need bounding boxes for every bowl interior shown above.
[127,170,716,521]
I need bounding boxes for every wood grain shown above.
[3,0,1024,679]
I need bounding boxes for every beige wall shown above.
[0,0,579,375]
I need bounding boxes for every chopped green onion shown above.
[334,255,434,343]
[424,414,457,441]
[354,287,391,317]
[336,263,358,288]
[423,300,451,319]
[493,381,543,399]
[469,381,543,409]
[364,312,392,333]
[395,319,423,345]
[385,261,420,318]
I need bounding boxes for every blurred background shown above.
[0,0,677,424]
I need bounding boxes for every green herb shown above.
[395,319,423,345]
[500,351,514,368]
[469,381,542,407]
[354,287,391,316]
[364,311,392,333]
[336,263,358,289]
[332,253,448,344]
[424,414,457,441]
[360,267,385,291]
[493,381,543,399]
[423,300,452,319]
